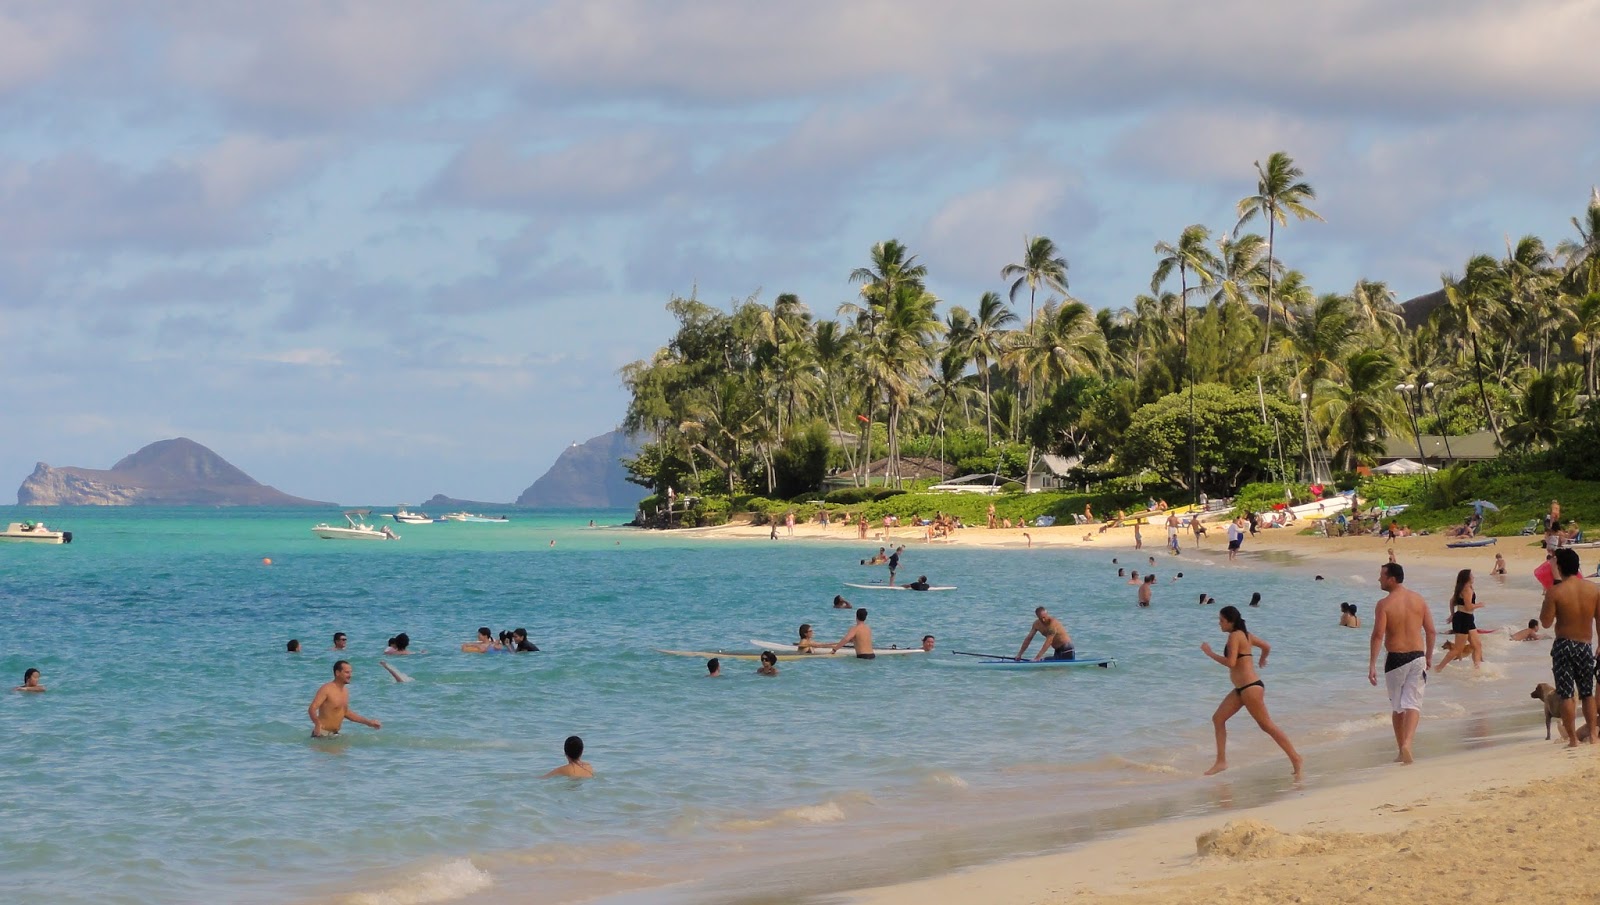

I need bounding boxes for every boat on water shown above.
[312,510,400,541]
[441,512,509,523]
[390,509,435,524]
[0,521,72,544]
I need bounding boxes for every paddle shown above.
[950,650,1023,661]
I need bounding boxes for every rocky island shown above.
[17,438,333,507]
[515,430,640,509]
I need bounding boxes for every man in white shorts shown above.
[1367,562,1435,764]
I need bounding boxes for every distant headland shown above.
[16,438,334,507]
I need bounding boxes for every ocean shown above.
[0,507,1550,904]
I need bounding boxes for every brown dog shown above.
[1533,683,1569,741]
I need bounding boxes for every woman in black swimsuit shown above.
[1200,606,1302,779]
[1437,569,1483,670]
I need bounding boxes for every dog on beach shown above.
[1531,682,1590,741]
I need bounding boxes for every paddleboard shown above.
[749,640,927,656]
[843,583,957,591]
[1445,538,1496,548]
[970,657,1116,669]
[657,648,856,661]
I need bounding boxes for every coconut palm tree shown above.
[1503,365,1581,451]
[1279,293,1359,455]
[1556,187,1600,295]
[859,284,943,486]
[842,240,930,484]
[947,291,1018,445]
[1442,255,1508,445]
[1350,279,1405,339]
[1003,299,1106,395]
[1315,349,1404,469]
[1235,152,1324,355]
[1001,235,1069,328]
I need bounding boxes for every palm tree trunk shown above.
[982,359,994,446]
[1471,333,1503,446]
[1260,212,1276,357]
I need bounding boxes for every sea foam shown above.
[338,858,492,905]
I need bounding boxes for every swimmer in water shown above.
[757,650,779,676]
[542,735,594,779]
[308,660,381,737]
[14,668,45,692]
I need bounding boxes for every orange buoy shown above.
[262,557,273,566]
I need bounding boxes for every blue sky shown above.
[2,1,1597,504]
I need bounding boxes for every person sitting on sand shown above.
[1201,606,1302,778]
[756,650,779,676]
[542,735,594,779]
[461,627,500,653]
[1510,619,1546,642]
[1002,517,1013,529]
[14,668,45,692]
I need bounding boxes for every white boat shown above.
[391,509,434,524]
[461,514,509,523]
[0,521,72,544]
[312,510,400,541]
[440,512,468,522]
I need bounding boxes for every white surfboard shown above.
[843,582,957,591]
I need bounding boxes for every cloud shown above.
[0,6,95,94]
[917,167,1101,290]
[428,130,691,212]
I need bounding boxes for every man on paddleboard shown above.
[887,546,904,585]
[1016,607,1075,661]
[831,609,875,659]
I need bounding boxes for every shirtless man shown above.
[1016,606,1075,661]
[542,735,594,779]
[1538,547,1600,747]
[1138,574,1155,607]
[1367,562,1434,764]
[831,608,875,659]
[887,546,904,586]
[308,660,381,738]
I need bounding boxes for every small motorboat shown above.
[391,509,434,524]
[461,514,509,523]
[312,510,400,541]
[0,521,72,544]
[440,512,468,522]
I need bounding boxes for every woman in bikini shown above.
[1200,605,1302,779]
[1437,569,1483,670]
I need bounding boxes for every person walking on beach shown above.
[1368,562,1434,764]
[542,735,594,779]
[1538,547,1600,747]
[1134,521,1143,550]
[1201,606,1302,779]
[308,660,381,738]
[1016,606,1076,661]
[831,609,875,658]
[987,502,997,529]
[1226,517,1244,561]
[785,510,795,537]
[1437,569,1483,671]
[1138,574,1155,607]
[1166,512,1181,555]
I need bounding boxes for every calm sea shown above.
[0,507,1550,904]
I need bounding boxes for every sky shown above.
[2,0,1597,505]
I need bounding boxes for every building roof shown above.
[1381,430,1499,462]
[1034,454,1083,476]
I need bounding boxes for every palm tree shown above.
[1151,224,1219,500]
[842,240,930,484]
[1001,235,1069,328]
[1279,293,1359,452]
[1003,299,1106,394]
[947,291,1018,444]
[1569,291,1600,394]
[925,348,975,471]
[1236,152,1324,355]
[859,284,943,486]
[1556,187,1600,296]
[1315,349,1404,469]
[1442,255,1508,446]
[1350,279,1405,338]
[1503,366,1580,451]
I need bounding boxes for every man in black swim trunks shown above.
[831,608,875,659]
[1539,547,1600,746]
[1016,606,1075,661]
[886,545,904,586]
[1368,562,1435,764]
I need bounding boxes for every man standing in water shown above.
[1016,607,1075,660]
[1539,547,1600,747]
[831,609,875,659]
[1368,562,1434,764]
[308,660,381,737]
[1138,574,1155,607]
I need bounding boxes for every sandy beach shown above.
[680,514,1600,904]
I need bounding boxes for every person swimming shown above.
[14,668,45,692]
[833,595,852,609]
[542,735,594,778]
[756,650,779,676]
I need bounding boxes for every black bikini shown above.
[1233,679,1264,697]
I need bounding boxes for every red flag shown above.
[856,414,870,423]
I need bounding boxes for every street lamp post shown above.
[1396,383,1431,490]
[1299,392,1312,482]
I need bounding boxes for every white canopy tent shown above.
[1371,458,1438,475]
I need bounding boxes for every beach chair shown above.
[1519,519,1540,536]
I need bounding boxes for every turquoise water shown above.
[0,508,1550,904]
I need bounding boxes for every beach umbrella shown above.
[1470,500,1500,516]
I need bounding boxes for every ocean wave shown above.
[920,770,969,790]
[337,858,492,905]
[716,791,873,831]
[484,841,644,867]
